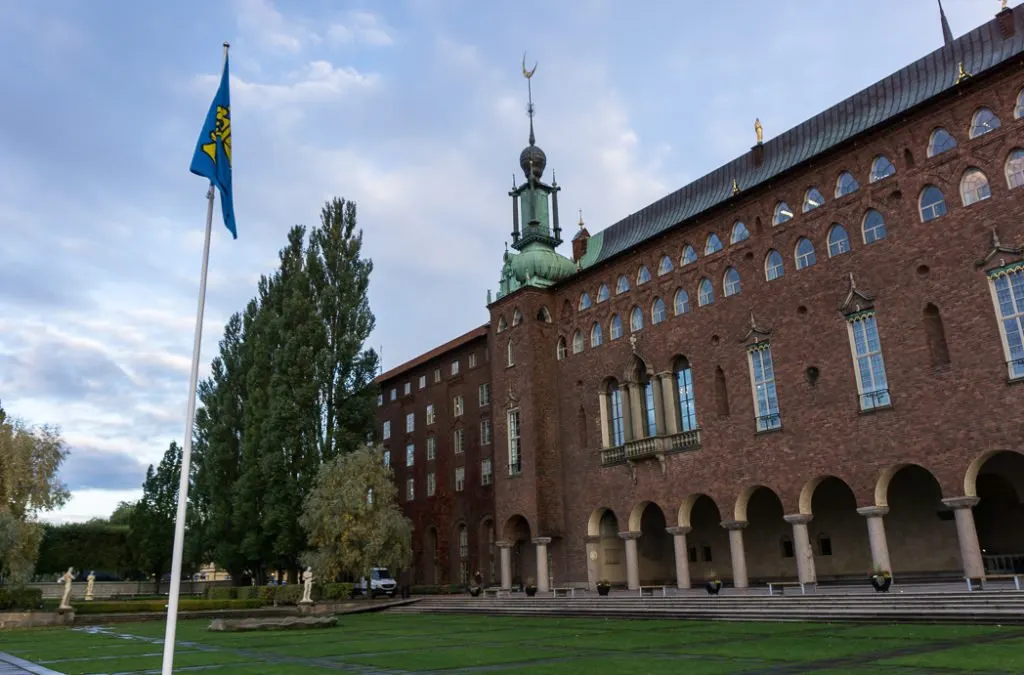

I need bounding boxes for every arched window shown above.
[923,303,951,368]
[572,330,584,354]
[927,128,957,157]
[1016,90,1024,119]
[827,224,851,257]
[960,168,992,206]
[497,316,507,332]
[674,356,698,432]
[596,284,610,303]
[637,366,657,438]
[658,255,674,275]
[765,250,784,281]
[730,221,750,244]
[507,339,515,366]
[705,233,723,255]
[537,306,552,323]
[835,171,860,198]
[556,337,567,360]
[970,107,1001,138]
[606,379,624,447]
[698,278,714,307]
[681,245,698,265]
[629,306,643,332]
[919,185,947,222]
[609,314,623,340]
[1005,148,1024,189]
[723,267,741,297]
[802,187,825,213]
[795,237,816,269]
[591,322,603,347]
[578,292,592,311]
[636,265,652,285]
[651,298,667,324]
[674,288,691,315]
[862,209,887,244]
[512,308,522,326]
[773,201,793,225]
[615,275,630,294]
[869,155,896,182]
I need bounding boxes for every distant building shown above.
[378,6,1024,590]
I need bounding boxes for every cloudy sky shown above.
[0,0,1003,523]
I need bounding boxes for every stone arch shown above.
[587,506,614,536]
[878,464,959,575]
[966,450,1024,573]
[677,493,716,528]
[735,485,793,581]
[965,450,1024,498]
[502,514,534,588]
[452,520,470,584]
[799,475,872,577]
[623,352,654,384]
[587,507,626,586]
[628,501,674,584]
[734,484,783,521]
[875,462,944,507]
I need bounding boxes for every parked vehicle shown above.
[352,567,397,598]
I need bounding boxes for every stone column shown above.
[651,374,666,436]
[497,540,513,590]
[533,537,552,592]
[666,526,692,589]
[721,520,749,589]
[597,391,610,448]
[584,535,600,590]
[942,496,985,581]
[619,531,642,590]
[856,506,892,575]
[628,382,644,438]
[783,514,817,585]
[659,371,678,435]
[618,384,634,442]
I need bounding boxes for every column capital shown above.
[495,540,514,549]
[531,537,552,546]
[618,530,642,540]
[783,513,813,525]
[942,496,980,510]
[720,519,748,531]
[856,505,889,518]
[666,526,692,536]
[655,370,673,380]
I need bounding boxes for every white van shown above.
[352,567,397,598]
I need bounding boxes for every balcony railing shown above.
[859,389,892,411]
[600,428,702,467]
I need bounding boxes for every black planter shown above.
[870,576,892,593]
[468,586,481,597]
[597,585,611,596]
[525,586,537,597]
[705,581,722,595]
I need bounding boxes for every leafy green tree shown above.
[0,401,70,583]
[108,501,137,526]
[35,522,137,579]
[299,445,412,582]
[129,441,183,592]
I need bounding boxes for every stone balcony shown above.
[599,429,702,476]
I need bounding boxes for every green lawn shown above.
[1,614,1022,674]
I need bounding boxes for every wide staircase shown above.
[388,583,1024,625]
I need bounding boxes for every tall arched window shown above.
[927,128,957,157]
[512,308,522,326]
[730,222,750,243]
[919,185,947,222]
[960,168,992,206]
[870,155,896,183]
[723,267,741,297]
[705,233,723,255]
[698,278,714,306]
[578,292,592,310]
[630,306,644,332]
[596,284,610,302]
[637,365,657,438]
[636,265,652,285]
[862,209,887,244]
[606,379,624,446]
[795,238,816,269]
[556,337,567,360]
[674,356,698,432]
[658,255,674,275]
[572,330,584,354]
[681,245,698,265]
[827,224,851,257]
[835,171,860,197]
[674,288,691,315]
[610,314,623,340]
[802,187,825,213]
[969,107,1001,138]
[651,298,667,324]
[923,303,951,368]
[615,275,630,294]
[1016,89,1024,119]
[773,201,794,225]
[765,250,784,281]
[1005,148,1024,189]
[591,322,603,347]
[507,339,515,366]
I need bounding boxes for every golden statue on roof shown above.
[754,118,763,145]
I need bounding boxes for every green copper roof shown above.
[582,8,1024,268]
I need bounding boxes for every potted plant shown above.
[524,576,537,597]
[704,570,722,596]
[870,566,892,593]
[596,579,611,596]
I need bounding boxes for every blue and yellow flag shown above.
[190,51,236,239]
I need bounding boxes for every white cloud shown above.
[327,11,394,47]
[41,489,144,525]
[197,61,380,111]
[233,0,320,52]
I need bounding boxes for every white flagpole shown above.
[160,182,216,675]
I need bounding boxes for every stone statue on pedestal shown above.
[300,566,314,604]
[85,571,96,601]
[59,567,75,610]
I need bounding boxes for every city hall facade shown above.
[376,7,1024,591]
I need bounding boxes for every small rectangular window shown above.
[406,478,415,501]
[480,419,492,446]
[426,436,436,461]
[434,368,441,383]
[455,466,465,492]
[403,382,411,395]
[389,388,397,401]
[382,421,391,440]
[479,383,490,406]
[453,396,464,417]
[383,450,390,467]
[376,394,383,406]
[406,443,415,467]
[405,412,415,433]
[426,404,436,425]
[427,472,436,497]
[451,360,460,375]
[418,375,427,389]
[481,458,493,486]
[469,353,477,368]
[454,428,465,454]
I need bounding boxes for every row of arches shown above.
[419,517,497,587]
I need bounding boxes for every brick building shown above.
[379,7,1024,590]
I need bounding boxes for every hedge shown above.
[73,599,264,615]
[202,582,353,604]
[0,587,43,611]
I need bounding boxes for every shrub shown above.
[206,586,236,600]
[320,583,353,601]
[73,598,263,615]
[0,587,43,611]
[273,585,302,605]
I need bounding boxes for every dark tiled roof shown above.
[376,323,489,384]
[587,7,1024,267]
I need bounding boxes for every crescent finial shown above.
[522,52,538,79]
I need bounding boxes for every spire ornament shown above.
[754,118,764,145]
[956,61,972,84]
[731,178,741,195]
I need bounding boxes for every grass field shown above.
[2,614,1024,673]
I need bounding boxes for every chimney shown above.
[997,5,1015,39]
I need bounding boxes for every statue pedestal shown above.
[297,600,315,614]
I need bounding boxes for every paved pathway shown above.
[0,653,63,675]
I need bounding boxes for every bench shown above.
[966,574,1022,591]
[767,581,811,596]
[482,587,511,598]
[551,587,576,598]
[638,585,668,597]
